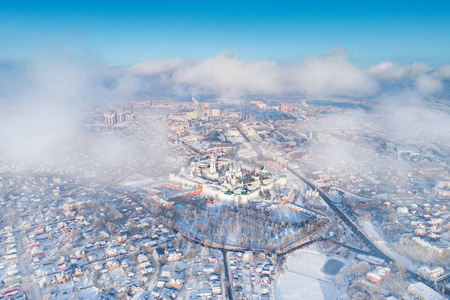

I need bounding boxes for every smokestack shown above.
[191,94,200,109]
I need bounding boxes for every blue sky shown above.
[1,0,449,67]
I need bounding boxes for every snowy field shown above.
[270,205,310,223]
[276,248,344,300]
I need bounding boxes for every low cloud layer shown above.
[366,61,431,82]
[0,46,449,173]
[127,46,450,97]
[2,45,449,104]
[0,55,169,179]
[128,46,378,96]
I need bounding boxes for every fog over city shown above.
[1,46,449,174]
[0,26,450,300]
[1,3,450,297]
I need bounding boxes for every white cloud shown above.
[127,46,379,97]
[437,65,450,79]
[415,74,443,94]
[366,61,431,81]
[366,61,447,95]
[376,89,450,143]
[172,52,281,95]
[285,46,377,95]
[1,47,449,175]
[128,58,190,76]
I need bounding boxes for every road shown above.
[16,229,40,300]
[236,123,450,295]
[237,125,388,260]
[286,166,450,294]
[236,126,263,159]
[286,166,393,262]
[221,250,235,300]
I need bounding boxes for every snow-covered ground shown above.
[77,286,100,299]
[276,248,343,300]
[359,220,418,272]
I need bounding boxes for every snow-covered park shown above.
[276,247,346,300]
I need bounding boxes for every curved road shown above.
[237,124,449,295]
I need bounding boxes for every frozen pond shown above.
[321,258,345,275]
